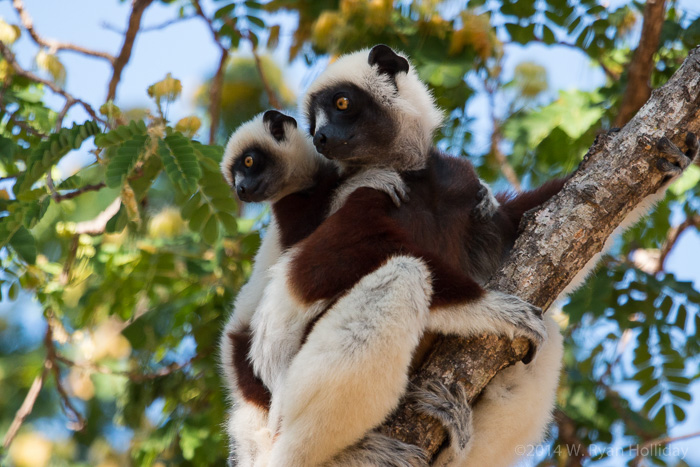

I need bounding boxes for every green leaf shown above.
[8,281,19,301]
[202,215,220,244]
[105,134,148,188]
[189,204,210,232]
[9,226,37,264]
[217,212,238,235]
[181,192,202,220]
[160,136,201,195]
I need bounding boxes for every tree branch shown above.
[191,0,229,144]
[252,48,283,111]
[0,41,107,125]
[1,359,49,451]
[382,47,700,459]
[106,0,155,102]
[11,0,115,63]
[614,0,667,127]
[656,215,699,273]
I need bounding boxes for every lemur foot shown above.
[656,133,699,175]
[409,381,472,466]
[492,292,547,363]
[329,431,428,467]
[472,181,499,221]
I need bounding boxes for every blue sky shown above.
[1,0,699,465]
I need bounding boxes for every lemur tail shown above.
[495,175,571,243]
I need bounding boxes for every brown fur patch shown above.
[289,186,485,307]
[229,331,271,409]
[272,163,342,249]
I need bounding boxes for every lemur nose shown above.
[313,132,327,149]
[236,184,246,197]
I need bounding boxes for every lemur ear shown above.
[368,44,409,76]
[263,110,297,142]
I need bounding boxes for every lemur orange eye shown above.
[335,96,350,110]
[244,156,254,168]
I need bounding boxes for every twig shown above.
[0,41,107,126]
[44,320,86,431]
[106,0,155,102]
[614,0,667,127]
[55,98,77,132]
[45,171,59,202]
[73,197,122,235]
[630,430,700,466]
[102,14,196,34]
[53,182,107,202]
[1,360,50,451]
[655,215,699,273]
[191,0,230,143]
[55,352,205,383]
[252,48,283,110]
[208,50,229,144]
[12,0,115,64]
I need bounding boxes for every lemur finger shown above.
[389,189,403,208]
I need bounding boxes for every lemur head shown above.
[221,110,326,203]
[304,44,444,171]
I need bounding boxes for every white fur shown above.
[447,315,564,467]
[227,402,272,467]
[304,49,444,171]
[219,219,282,397]
[220,112,331,201]
[249,253,331,395]
[264,255,433,467]
[330,167,409,214]
[428,291,547,345]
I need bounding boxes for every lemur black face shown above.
[231,146,276,203]
[307,83,397,165]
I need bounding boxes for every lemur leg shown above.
[265,255,433,467]
[451,315,564,467]
[328,431,429,467]
[472,180,500,221]
[428,291,547,362]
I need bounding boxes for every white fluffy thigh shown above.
[265,255,433,467]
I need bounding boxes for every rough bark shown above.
[614,0,667,127]
[382,47,700,458]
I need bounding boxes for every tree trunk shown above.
[381,46,700,458]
